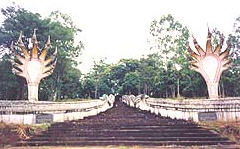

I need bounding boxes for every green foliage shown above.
[122,72,140,95]
[82,76,95,99]
[149,14,189,67]
[83,59,113,98]
[148,14,193,98]
[0,54,26,99]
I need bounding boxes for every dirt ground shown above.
[199,121,240,144]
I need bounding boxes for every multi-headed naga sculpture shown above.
[187,30,231,99]
[11,30,57,101]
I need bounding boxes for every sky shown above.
[0,0,240,73]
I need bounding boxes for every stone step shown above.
[119,125,199,129]
[48,127,209,132]
[61,122,193,126]
[52,123,194,128]
[49,125,200,130]
[45,129,208,134]
[39,132,219,138]
[17,140,234,146]
[29,136,230,142]
[51,124,199,129]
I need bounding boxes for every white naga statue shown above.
[187,30,231,99]
[11,30,57,102]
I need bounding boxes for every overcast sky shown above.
[1,0,240,73]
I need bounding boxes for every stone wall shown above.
[122,95,240,122]
[0,94,115,124]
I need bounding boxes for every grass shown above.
[0,122,50,147]
[199,121,240,144]
[55,98,96,102]
[117,146,140,149]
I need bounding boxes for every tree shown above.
[149,14,189,68]
[148,14,191,98]
[85,59,113,98]
[82,76,95,99]
[138,54,161,96]
[122,72,140,95]
[0,54,22,99]
[108,59,140,95]
[60,68,83,99]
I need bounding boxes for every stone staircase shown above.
[17,100,236,147]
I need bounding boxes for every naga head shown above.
[11,30,57,84]
[11,30,57,101]
[187,29,231,99]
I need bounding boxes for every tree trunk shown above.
[218,83,221,97]
[148,85,152,96]
[94,85,98,99]
[17,79,26,100]
[138,82,141,95]
[55,85,61,101]
[53,90,57,101]
[144,84,147,95]
[55,75,61,101]
[177,78,180,97]
[170,86,175,98]
[221,82,225,98]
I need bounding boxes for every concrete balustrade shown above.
[0,94,115,124]
[122,95,240,122]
